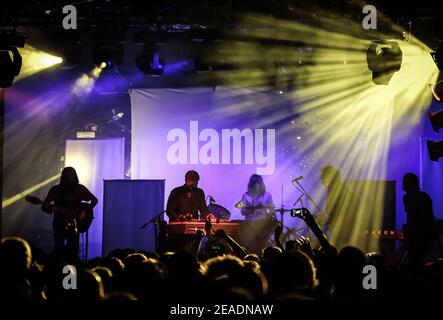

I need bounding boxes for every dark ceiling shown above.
[1,1,442,52]
[2,1,442,28]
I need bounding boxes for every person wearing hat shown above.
[166,170,209,221]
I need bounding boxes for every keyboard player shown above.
[166,170,209,222]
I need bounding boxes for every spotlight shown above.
[0,32,25,87]
[366,40,403,85]
[92,43,123,70]
[135,45,165,76]
[0,32,26,48]
[0,47,22,88]
[427,140,443,161]
[431,43,442,70]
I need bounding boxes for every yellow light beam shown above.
[207,10,439,251]
[2,174,61,209]
[15,45,63,81]
[71,65,103,97]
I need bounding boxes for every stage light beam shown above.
[209,10,439,251]
[15,45,63,81]
[2,174,61,209]
[71,65,103,97]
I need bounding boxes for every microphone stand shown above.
[275,183,294,232]
[140,210,166,252]
[294,180,325,217]
[295,181,325,230]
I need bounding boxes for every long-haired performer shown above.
[42,167,98,255]
[236,174,276,253]
[238,174,275,220]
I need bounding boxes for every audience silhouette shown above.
[1,171,442,301]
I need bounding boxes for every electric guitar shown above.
[25,195,93,233]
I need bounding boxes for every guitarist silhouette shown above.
[400,173,437,266]
[41,167,98,255]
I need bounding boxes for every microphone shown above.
[292,175,304,183]
[209,195,216,203]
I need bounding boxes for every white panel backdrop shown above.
[130,87,300,221]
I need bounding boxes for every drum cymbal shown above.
[208,203,231,220]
